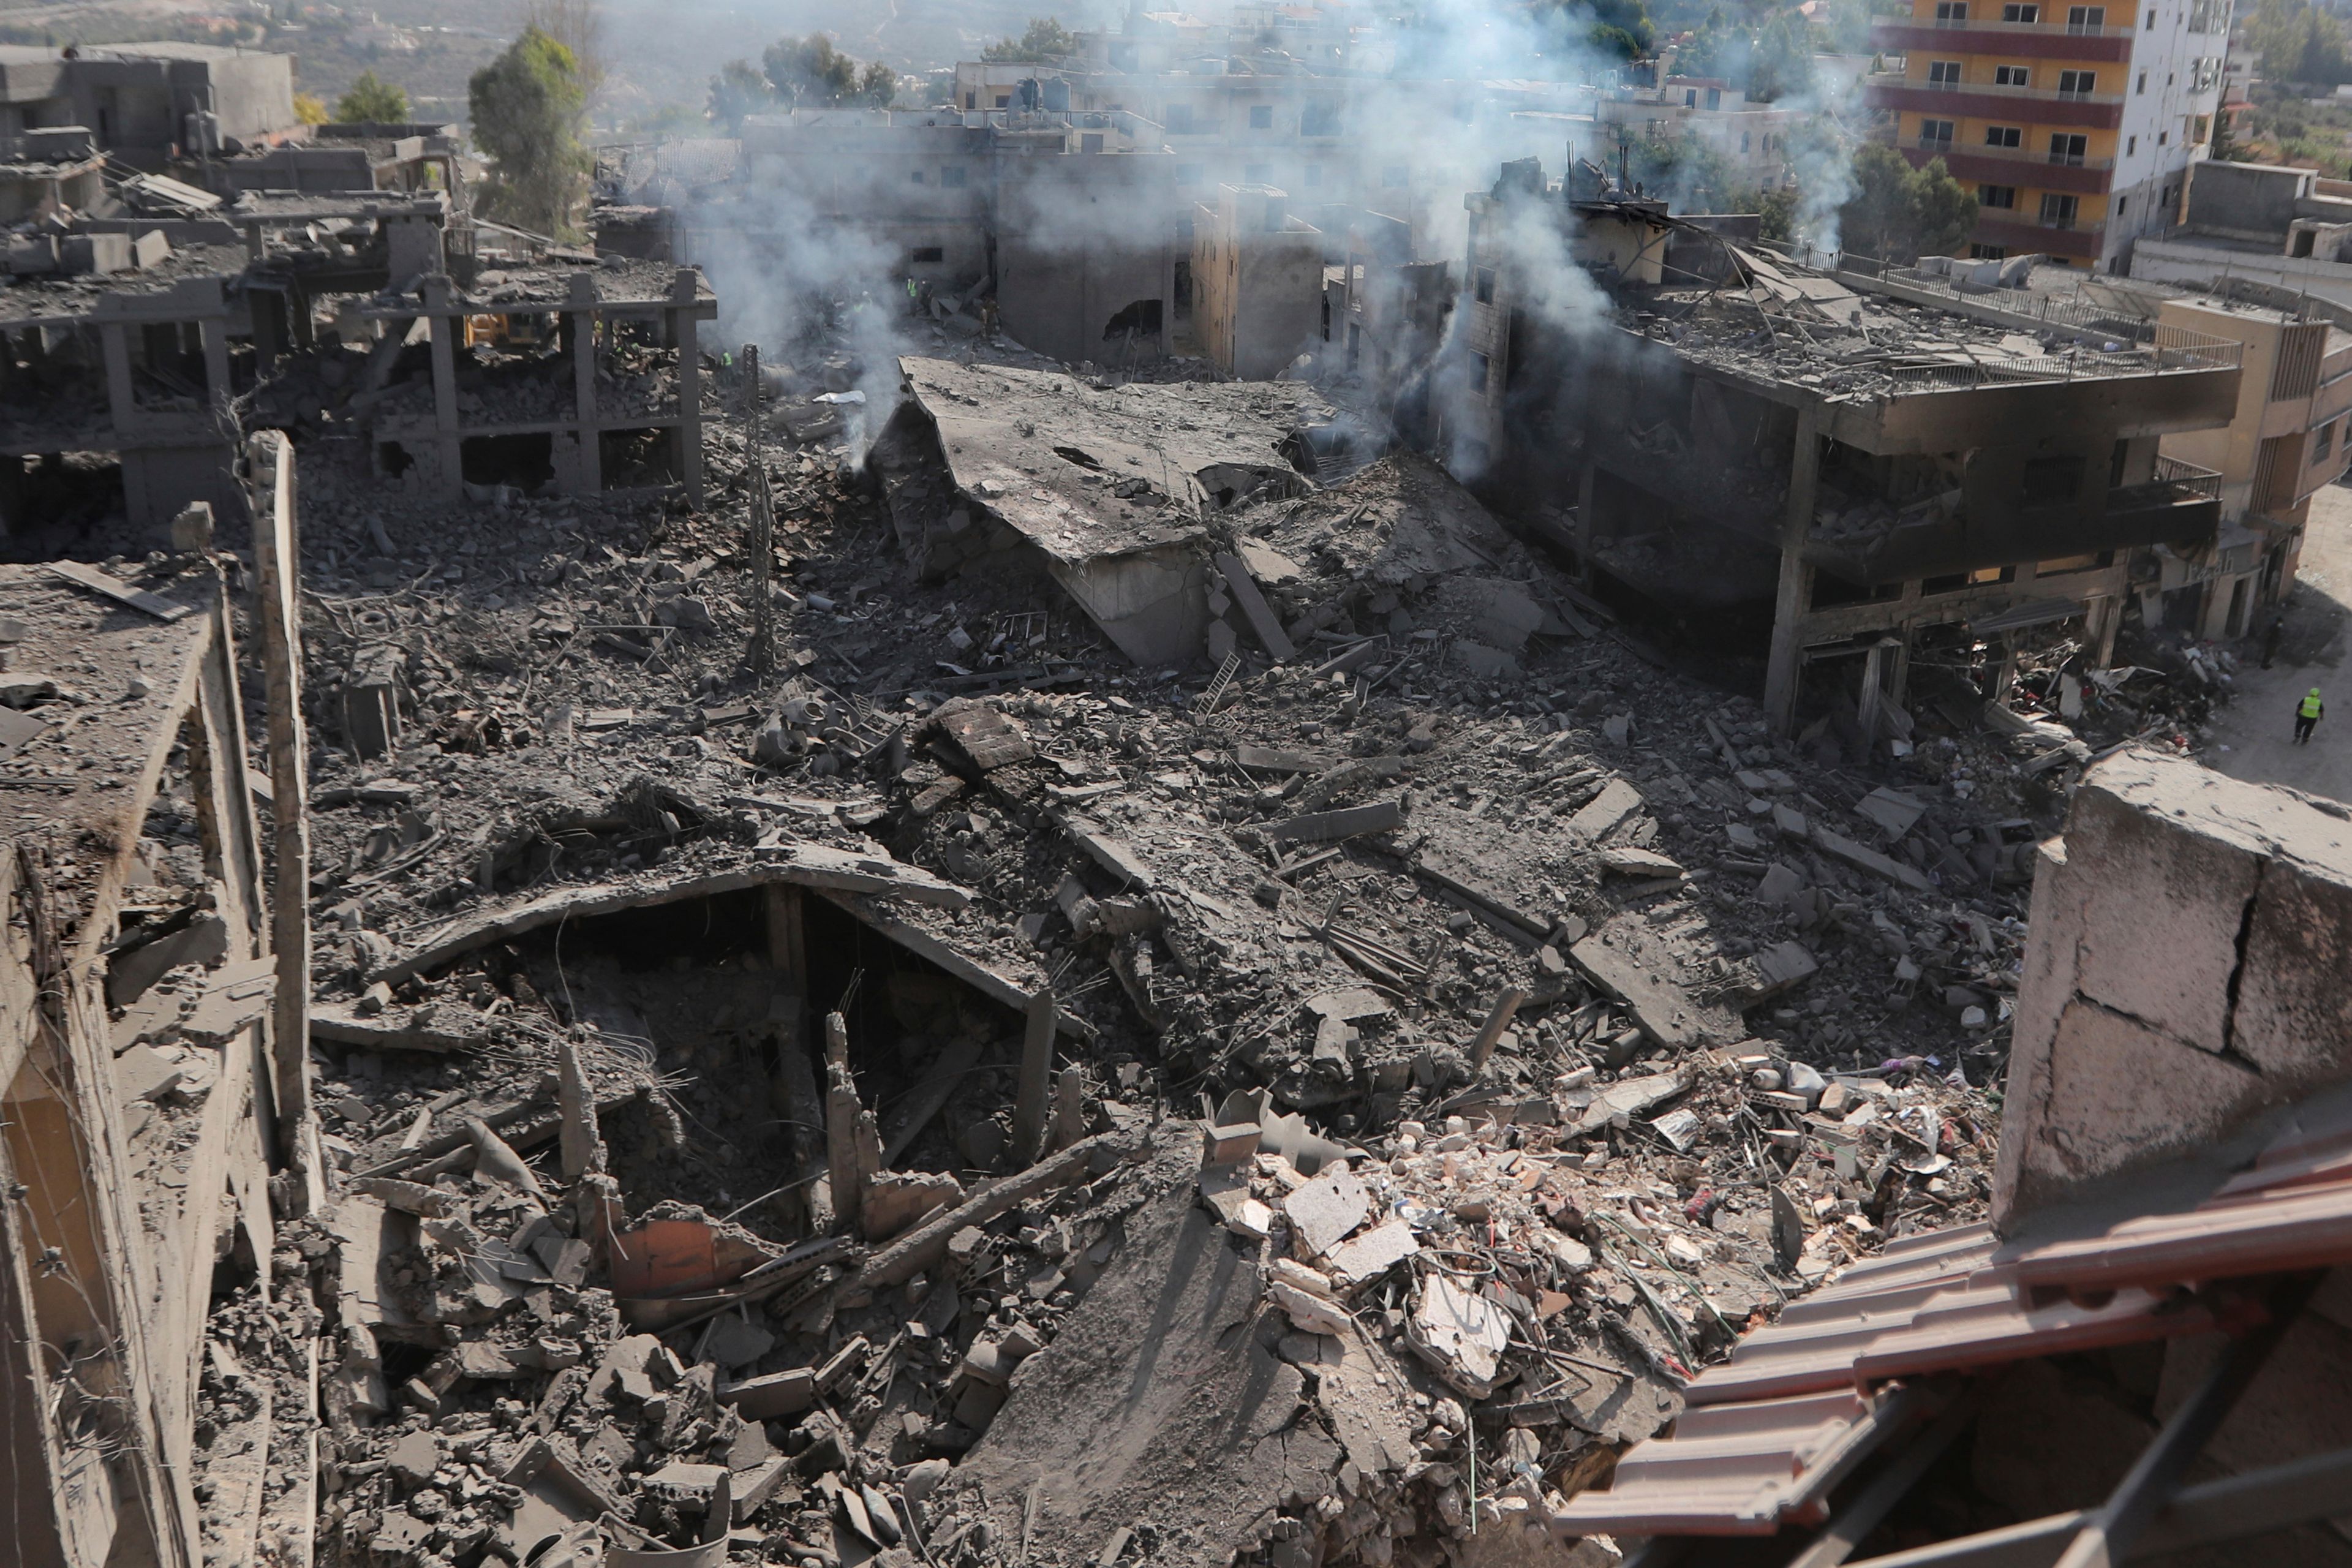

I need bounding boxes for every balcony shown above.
[1865,71,2124,128]
[1969,210,2106,258]
[1871,16,2133,59]
[2106,456,2225,537]
[1806,461,2221,585]
[1903,140,2116,194]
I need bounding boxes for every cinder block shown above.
[2064,777,2258,1054]
[1202,1120,1261,1167]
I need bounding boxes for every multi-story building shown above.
[1866,0,2229,270]
[1191,183,1324,377]
[2149,295,2352,635]
[1589,74,1806,192]
[1451,157,2244,732]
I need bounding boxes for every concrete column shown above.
[669,268,703,506]
[1574,461,1598,585]
[1858,637,1888,739]
[568,274,602,495]
[1888,630,1915,713]
[1011,986,1057,1166]
[1763,407,1827,735]
[198,309,230,412]
[98,318,138,434]
[424,276,462,499]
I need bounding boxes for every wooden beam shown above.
[248,431,315,1208]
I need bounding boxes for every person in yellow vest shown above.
[2296,687,2324,745]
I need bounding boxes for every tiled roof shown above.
[1551,1099,2352,1539]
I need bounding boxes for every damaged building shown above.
[869,355,1338,663]
[1449,157,2245,733]
[18,45,2352,1568]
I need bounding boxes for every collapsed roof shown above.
[870,357,1334,663]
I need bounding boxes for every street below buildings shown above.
[2199,481,2352,804]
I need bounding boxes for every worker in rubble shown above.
[2296,687,2325,745]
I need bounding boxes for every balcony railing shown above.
[1869,71,2125,107]
[2150,454,2225,499]
[1897,16,2132,36]
[1915,136,2116,171]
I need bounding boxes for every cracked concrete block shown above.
[1755,862,1806,907]
[1283,1163,1370,1256]
[1996,750,2352,1227]
[2234,853,2352,1083]
[2064,771,2260,1055]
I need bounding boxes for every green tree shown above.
[1543,0,1657,61]
[1675,11,1738,78]
[1838,140,1915,259]
[334,69,408,123]
[1746,13,1814,102]
[982,17,1078,61]
[1628,128,1744,208]
[706,58,771,131]
[1836,142,1977,261]
[1907,154,1978,256]
[1757,182,1800,241]
[2211,100,2244,161]
[2247,0,2351,83]
[707,33,895,126]
[293,91,328,126]
[469,26,589,240]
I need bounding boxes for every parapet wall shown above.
[1994,748,2352,1227]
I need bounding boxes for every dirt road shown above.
[2201,481,2352,803]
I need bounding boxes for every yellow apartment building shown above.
[1867,0,2229,270]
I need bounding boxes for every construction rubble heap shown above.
[9,227,2348,1568]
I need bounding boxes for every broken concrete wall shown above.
[0,559,285,1568]
[1192,185,1325,382]
[1994,749,2352,1227]
[995,154,1179,366]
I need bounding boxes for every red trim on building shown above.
[1901,144,2113,195]
[1865,81,2124,129]
[1869,21,2132,61]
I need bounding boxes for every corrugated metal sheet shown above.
[1550,1108,2352,1539]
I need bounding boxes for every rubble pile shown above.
[90,283,2241,1568]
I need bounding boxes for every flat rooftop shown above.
[0,241,250,326]
[1639,247,2244,399]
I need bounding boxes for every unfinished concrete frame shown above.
[367,266,714,505]
[0,271,245,531]
[0,562,285,1568]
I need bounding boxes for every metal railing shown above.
[1868,72,2124,106]
[2151,454,2226,499]
[1913,137,2114,170]
[1887,17,2133,37]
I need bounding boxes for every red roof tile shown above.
[1549,1107,2352,1540]
[1550,1387,1918,1536]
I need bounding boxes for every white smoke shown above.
[676,144,912,458]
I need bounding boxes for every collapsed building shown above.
[1445,157,2247,733]
[9,55,2352,1568]
[1548,750,2352,1567]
